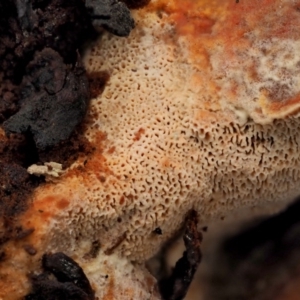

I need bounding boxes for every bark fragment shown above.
[26,252,95,300]
[159,210,202,300]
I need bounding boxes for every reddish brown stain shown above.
[107,146,116,154]
[35,196,58,215]
[268,93,300,113]
[87,71,110,99]
[93,131,107,148]
[119,196,125,205]
[87,155,113,178]
[39,210,52,221]
[56,198,70,210]
[161,158,171,168]
[40,195,57,205]
[65,131,117,182]
[102,274,115,300]
[32,195,64,221]
[85,132,117,179]
[98,175,106,183]
[133,128,145,141]
[143,274,159,297]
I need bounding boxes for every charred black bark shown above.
[85,0,134,36]
[1,0,134,148]
[25,252,95,300]
[4,48,89,149]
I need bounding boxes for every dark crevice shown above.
[205,196,300,300]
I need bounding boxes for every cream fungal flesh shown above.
[2,0,300,298]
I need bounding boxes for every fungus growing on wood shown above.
[2,0,300,299]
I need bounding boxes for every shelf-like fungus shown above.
[1,0,300,299]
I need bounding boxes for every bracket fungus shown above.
[2,0,300,299]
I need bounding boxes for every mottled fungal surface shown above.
[2,0,300,299]
[202,196,300,300]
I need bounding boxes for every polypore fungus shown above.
[1,0,300,299]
